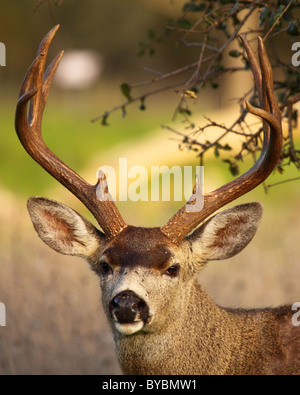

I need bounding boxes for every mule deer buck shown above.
[15,26,299,375]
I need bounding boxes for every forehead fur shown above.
[103,226,176,270]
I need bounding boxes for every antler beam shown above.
[161,36,283,244]
[15,25,127,239]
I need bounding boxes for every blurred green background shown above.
[1,0,299,215]
[0,0,299,375]
[0,0,181,198]
[1,0,299,204]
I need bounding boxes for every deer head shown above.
[16,26,287,373]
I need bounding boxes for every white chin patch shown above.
[114,321,144,335]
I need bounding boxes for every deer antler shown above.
[161,36,283,244]
[15,25,127,239]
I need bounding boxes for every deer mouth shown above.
[113,321,145,336]
[109,290,150,335]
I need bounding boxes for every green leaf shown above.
[173,43,180,54]
[223,159,239,176]
[148,29,156,40]
[242,57,250,70]
[268,5,285,27]
[120,83,132,101]
[292,109,298,123]
[222,143,232,151]
[214,146,220,158]
[139,97,146,111]
[101,112,109,126]
[210,80,219,89]
[230,1,239,14]
[214,142,232,158]
[228,49,241,58]
[231,14,240,27]
[137,49,146,57]
[178,18,192,30]
[149,48,156,57]
[217,22,227,31]
[259,6,268,27]
[179,107,192,116]
[287,21,300,36]
[182,2,206,12]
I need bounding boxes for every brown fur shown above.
[103,226,173,271]
[114,283,300,375]
[27,198,300,375]
[18,29,297,375]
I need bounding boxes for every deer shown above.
[15,25,300,375]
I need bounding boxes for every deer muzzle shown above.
[109,290,150,335]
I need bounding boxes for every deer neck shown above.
[113,280,253,375]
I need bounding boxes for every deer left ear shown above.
[187,202,263,263]
[27,197,105,258]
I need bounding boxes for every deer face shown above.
[98,226,186,335]
[19,27,282,341]
[27,197,263,336]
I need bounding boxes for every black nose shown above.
[109,290,149,324]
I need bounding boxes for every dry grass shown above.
[0,189,121,375]
[0,183,299,375]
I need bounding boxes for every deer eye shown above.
[99,259,113,275]
[165,264,180,278]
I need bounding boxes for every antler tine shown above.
[161,36,282,244]
[238,34,263,107]
[15,26,127,239]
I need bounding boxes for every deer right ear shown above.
[27,197,105,258]
[187,202,263,265]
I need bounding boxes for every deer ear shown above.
[27,197,105,258]
[187,202,263,263]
